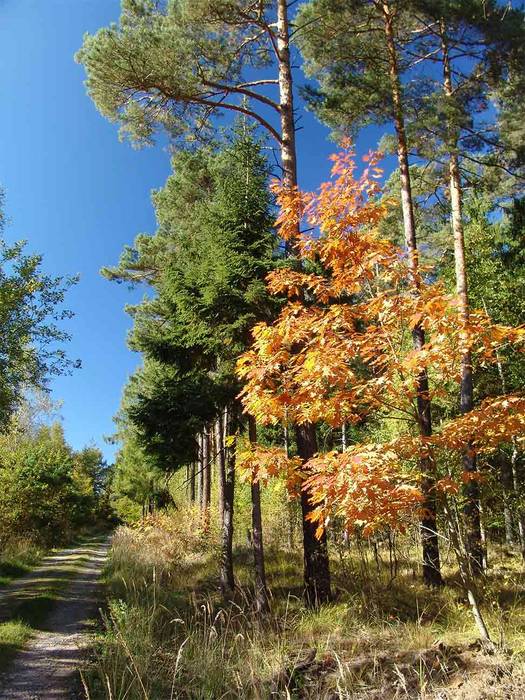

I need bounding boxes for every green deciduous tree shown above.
[0,194,78,425]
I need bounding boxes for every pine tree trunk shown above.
[189,462,196,503]
[220,406,235,596]
[296,422,332,605]
[198,432,205,512]
[382,0,442,587]
[277,0,332,604]
[204,425,211,511]
[248,415,270,613]
[440,20,483,575]
[217,413,226,527]
[277,0,297,192]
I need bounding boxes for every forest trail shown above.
[0,537,109,699]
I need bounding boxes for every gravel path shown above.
[0,538,109,699]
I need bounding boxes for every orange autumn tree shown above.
[237,147,525,562]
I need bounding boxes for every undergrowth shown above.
[83,512,525,699]
[0,538,44,587]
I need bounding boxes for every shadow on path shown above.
[0,538,110,699]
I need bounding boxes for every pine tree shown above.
[296,0,443,586]
[80,0,333,602]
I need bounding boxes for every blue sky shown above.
[0,0,385,461]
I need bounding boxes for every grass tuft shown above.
[83,514,525,699]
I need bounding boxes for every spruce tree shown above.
[106,133,277,602]
[80,0,333,602]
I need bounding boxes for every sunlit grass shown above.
[0,620,33,671]
[0,539,44,587]
[83,517,525,699]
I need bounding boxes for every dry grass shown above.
[83,513,525,699]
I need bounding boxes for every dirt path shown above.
[0,537,110,699]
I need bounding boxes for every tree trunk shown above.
[189,462,196,503]
[216,413,226,527]
[443,501,493,647]
[511,444,525,559]
[296,422,332,606]
[277,0,297,191]
[198,432,205,512]
[440,20,483,575]
[277,0,332,604]
[382,0,442,587]
[203,425,211,511]
[500,452,516,545]
[248,415,270,613]
[220,406,235,597]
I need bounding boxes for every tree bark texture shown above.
[248,415,270,613]
[220,406,236,596]
[440,20,483,575]
[216,413,226,526]
[277,0,332,604]
[296,422,332,606]
[382,0,442,586]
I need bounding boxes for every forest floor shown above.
[79,515,525,699]
[0,536,109,699]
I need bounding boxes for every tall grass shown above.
[83,513,525,699]
[0,537,44,587]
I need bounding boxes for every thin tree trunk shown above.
[382,0,442,587]
[491,322,525,557]
[201,427,211,530]
[511,445,525,559]
[217,413,226,527]
[204,425,211,511]
[500,452,516,545]
[198,432,205,512]
[248,415,270,613]
[284,423,296,551]
[220,406,236,596]
[440,19,483,575]
[277,0,332,604]
[189,462,196,503]
[443,500,493,647]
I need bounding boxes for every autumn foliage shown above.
[237,148,525,536]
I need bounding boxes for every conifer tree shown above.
[79,0,332,603]
[404,0,525,574]
[105,133,276,601]
[296,0,443,586]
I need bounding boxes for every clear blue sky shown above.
[0,0,385,462]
